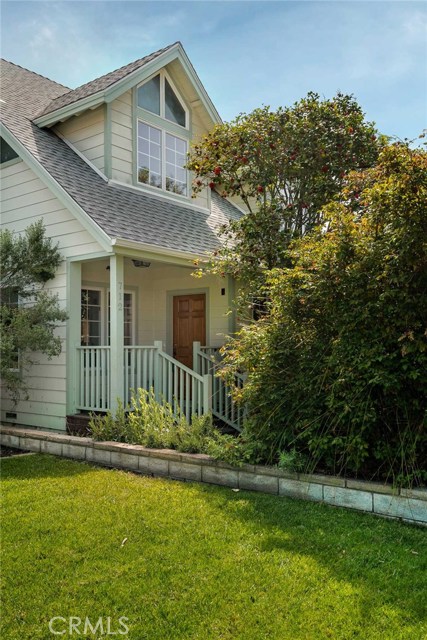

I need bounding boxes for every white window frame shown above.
[137,121,189,196]
[135,70,190,198]
[81,287,136,346]
[137,70,189,130]
[81,287,105,346]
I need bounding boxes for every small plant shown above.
[88,388,252,465]
[278,448,308,473]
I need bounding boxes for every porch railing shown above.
[156,346,211,422]
[76,342,212,421]
[76,346,111,411]
[193,342,246,432]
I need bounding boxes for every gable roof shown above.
[0,55,242,259]
[36,43,178,119]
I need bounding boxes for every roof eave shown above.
[0,122,113,253]
[112,237,207,266]
[33,43,222,128]
[33,94,106,128]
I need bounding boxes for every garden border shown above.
[1,425,426,526]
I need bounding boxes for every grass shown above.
[1,455,426,640]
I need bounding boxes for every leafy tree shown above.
[0,220,67,400]
[188,93,382,302]
[221,142,427,485]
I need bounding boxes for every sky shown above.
[1,1,426,141]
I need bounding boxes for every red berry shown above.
[257,185,264,193]
[214,166,222,176]
[209,182,215,189]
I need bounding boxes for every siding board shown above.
[0,158,103,431]
[55,106,105,173]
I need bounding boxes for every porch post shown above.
[66,261,81,415]
[109,254,125,412]
[193,342,201,374]
[203,374,213,414]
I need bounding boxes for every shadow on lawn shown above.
[191,482,427,626]
[2,453,426,629]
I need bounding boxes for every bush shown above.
[89,388,251,466]
[221,143,427,486]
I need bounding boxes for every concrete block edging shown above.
[1,425,426,526]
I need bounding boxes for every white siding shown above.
[55,107,105,173]
[0,159,104,431]
[111,91,133,184]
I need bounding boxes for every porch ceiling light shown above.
[132,259,151,268]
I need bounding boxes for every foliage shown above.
[278,448,309,473]
[89,388,250,465]
[3,455,426,640]
[0,221,67,400]
[221,143,427,485]
[188,93,381,300]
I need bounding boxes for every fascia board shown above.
[32,43,222,129]
[112,237,205,266]
[105,47,181,103]
[177,47,222,125]
[0,123,113,254]
[33,95,105,127]
[32,44,181,127]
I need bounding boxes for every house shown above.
[0,42,245,432]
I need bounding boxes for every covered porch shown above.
[67,251,243,429]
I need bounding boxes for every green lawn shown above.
[1,455,426,640]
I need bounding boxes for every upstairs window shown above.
[137,73,187,128]
[0,137,18,164]
[136,71,189,197]
[137,123,187,195]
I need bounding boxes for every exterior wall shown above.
[0,158,104,431]
[111,91,133,184]
[81,258,230,351]
[55,106,105,173]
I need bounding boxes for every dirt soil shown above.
[0,446,30,458]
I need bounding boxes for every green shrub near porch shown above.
[221,143,427,486]
[89,388,253,466]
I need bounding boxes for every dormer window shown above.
[137,73,187,128]
[136,71,189,197]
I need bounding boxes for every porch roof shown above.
[0,58,243,257]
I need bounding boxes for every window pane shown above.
[175,138,186,154]
[150,127,161,144]
[165,134,187,196]
[138,121,149,138]
[137,122,162,189]
[81,289,101,345]
[137,75,160,115]
[0,137,19,164]
[149,141,160,159]
[165,79,186,127]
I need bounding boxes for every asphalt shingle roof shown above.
[36,43,178,118]
[0,56,242,257]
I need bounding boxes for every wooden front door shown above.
[173,294,206,369]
